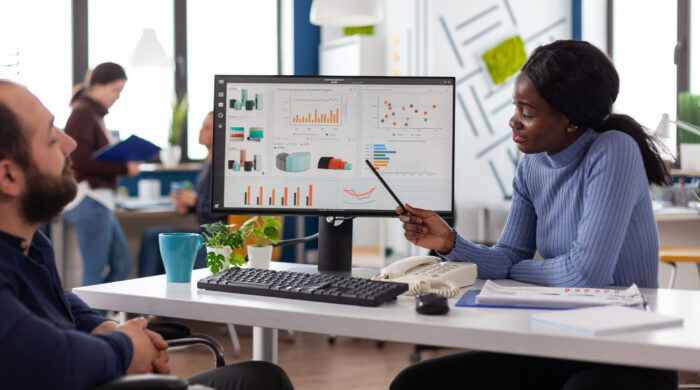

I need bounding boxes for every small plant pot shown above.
[206,246,233,269]
[160,145,181,169]
[247,245,273,269]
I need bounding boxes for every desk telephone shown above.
[373,256,477,298]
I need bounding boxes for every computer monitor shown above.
[211,75,455,273]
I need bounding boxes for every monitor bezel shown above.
[211,74,455,218]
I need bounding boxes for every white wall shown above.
[383,0,572,244]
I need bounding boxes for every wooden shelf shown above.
[670,169,700,177]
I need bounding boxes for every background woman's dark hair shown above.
[70,83,87,106]
[89,62,127,87]
[521,40,669,186]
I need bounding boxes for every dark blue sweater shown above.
[0,229,132,390]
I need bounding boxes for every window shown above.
[612,0,677,151]
[0,0,72,128]
[186,0,279,160]
[88,0,174,148]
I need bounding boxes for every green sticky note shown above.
[482,35,527,85]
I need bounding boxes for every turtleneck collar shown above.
[544,128,598,168]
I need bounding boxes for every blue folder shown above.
[456,290,570,310]
[93,135,161,163]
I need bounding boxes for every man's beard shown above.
[20,158,78,224]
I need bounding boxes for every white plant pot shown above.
[206,246,233,269]
[247,245,273,269]
[159,145,181,169]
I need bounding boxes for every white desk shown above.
[73,263,700,371]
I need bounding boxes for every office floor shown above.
[168,319,461,389]
[168,319,700,389]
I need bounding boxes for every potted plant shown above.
[160,92,187,168]
[239,216,281,269]
[201,221,246,274]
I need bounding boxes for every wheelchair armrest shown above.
[167,335,226,368]
[92,374,187,390]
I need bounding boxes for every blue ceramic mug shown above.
[158,233,203,283]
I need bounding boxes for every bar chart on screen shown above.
[290,97,343,125]
[239,184,314,207]
[364,140,447,177]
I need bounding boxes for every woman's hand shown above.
[126,162,141,177]
[397,203,456,253]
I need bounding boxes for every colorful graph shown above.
[242,185,313,206]
[229,89,262,111]
[342,186,377,204]
[290,97,342,125]
[377,97,440,129]
[366,144,397,170]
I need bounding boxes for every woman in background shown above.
[391,40,676,389]
[137,112,225,277]
[63,62,140,286]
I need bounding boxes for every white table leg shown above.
[253,326,278,363]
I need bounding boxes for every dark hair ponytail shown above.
[601,114,669,186]
[522,40,669,186]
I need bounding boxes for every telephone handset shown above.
[373,256,477,298]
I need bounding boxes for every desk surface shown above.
[73,263,700,371]
[654,206,700,222]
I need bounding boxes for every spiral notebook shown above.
[531,306,683,336]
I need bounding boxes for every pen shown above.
[364,159,405,213]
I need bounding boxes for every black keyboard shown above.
[197,267,408,307]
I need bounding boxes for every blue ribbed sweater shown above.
[446,129,659,288]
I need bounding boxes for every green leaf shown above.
[230,252,246,267]
[264,226,280,243]
[242,216,259,227]
[266,219,282,228]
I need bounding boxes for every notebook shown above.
[531,306,683,336]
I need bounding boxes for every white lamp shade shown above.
[310,0,383,27]
[130,28,170,68]
[654,113,671,139]
[655,113,700,138]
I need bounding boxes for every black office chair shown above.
[92,323,226,390]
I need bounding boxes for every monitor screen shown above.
[211,75,455,218]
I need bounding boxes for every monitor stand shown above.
[287,217,379,279]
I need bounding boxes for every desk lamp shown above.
[655,113,700,138]
[655,113,700,171]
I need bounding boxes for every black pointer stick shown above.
[365,159,405,214]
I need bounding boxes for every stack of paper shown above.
[531,306,683,335]
[475,280,645,309]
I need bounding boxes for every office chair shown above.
[92,325,226,390]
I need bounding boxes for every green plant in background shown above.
[201,221,245,274]
[169,92,188,146]
[482,35,527,85]
[343,25,374,36]
[239,216,281,247]
[678,92,700,144]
